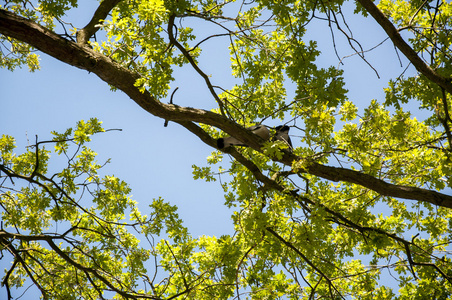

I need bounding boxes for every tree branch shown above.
[265,227,345,299]
[0,9,211,125]
[1,8,451,209]
[0,230,162,299]
[76,0,123,45]
[356,0,452,94]
[307,160,452,208]
[438,88,452,150]
[0,9,267,148]
[167,14,226,116]
[177,114,452,209]
[2,240,49,299]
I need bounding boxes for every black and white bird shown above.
[217,125,270,149]
[217,124,292,150]
[274,125,293,149]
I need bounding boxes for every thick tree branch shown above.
[179,119,452,210]
[0,9,266,145]
[0,9,214,126]
[1,8,452,209]
[76,0,123,45]
[302,160,452,209]
[356,0,452,94]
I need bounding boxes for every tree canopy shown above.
[1,0,452,299]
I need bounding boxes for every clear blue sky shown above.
[0,2,415,298]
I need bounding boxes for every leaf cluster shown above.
[1,0,452,299]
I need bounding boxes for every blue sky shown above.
[0,1,418,298]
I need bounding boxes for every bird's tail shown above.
[217,136,246,149]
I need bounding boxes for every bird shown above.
[217,124,293,150]
[274,125,293,149]
[217,125,270,149]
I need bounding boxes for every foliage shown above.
[1,0,452,299]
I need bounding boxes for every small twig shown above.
[164,240,189,289]
[408,0,429,27]
[266,227,345,300]
[167,15,226,116]
[164,87,179,127]
[30,135,40,179]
